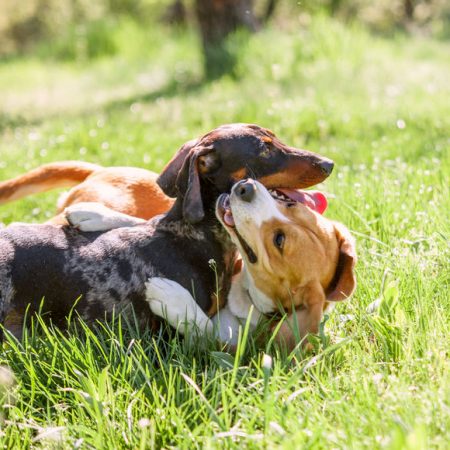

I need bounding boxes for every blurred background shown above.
[1,1,449,61]
[1,1,448,120]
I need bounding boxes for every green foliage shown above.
[0,0,174,59]
[296,0,450,36]
[36,19,119,61]
[1,0,449,60]
[0,14,449,448]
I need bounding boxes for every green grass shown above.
[0,16,449,449]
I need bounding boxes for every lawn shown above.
[0,16,449,449]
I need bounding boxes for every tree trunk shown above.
[163,0,187,26]
[195,0,259,79]
[404,0,415,20]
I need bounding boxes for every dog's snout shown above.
[234,180,256,202]
[318,159,334,176]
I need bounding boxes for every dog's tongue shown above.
[278,189,328,214]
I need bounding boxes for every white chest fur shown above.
[228,267,274,324]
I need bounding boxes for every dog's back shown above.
[0,223,155,337]
[0,218,234,338]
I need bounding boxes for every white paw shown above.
[146,277,212,335]
[64,202,134,232]
[65,205,108,231]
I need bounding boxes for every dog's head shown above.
[216,179,356,314]
[157,124,334,223]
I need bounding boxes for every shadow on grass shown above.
[106,77,205,112]
[0,77,206,133]
[0,112,31,132]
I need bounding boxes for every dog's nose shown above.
[318,159,334,176]
[234,179,256,202]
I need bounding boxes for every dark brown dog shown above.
[0,124,332,226]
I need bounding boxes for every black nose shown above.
[234,179,256,202]
[318,158,334,176]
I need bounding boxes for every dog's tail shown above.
[0,161,101,205]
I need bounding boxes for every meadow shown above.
[0,15,449,449]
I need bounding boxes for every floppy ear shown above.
[157,139,199,197]
[326,222,357,301]
[172,145,215,223]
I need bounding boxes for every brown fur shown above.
[221,183,356,351]
[54,167,173,223]
[261,208,355,349]
[0,161,101,205]
[0,124,332,228]
[0,163,174,225]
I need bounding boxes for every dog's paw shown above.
[64,202,140,232]
[65,203,111,231]
[146,278,196,320]
[145,277,212,335]
[211,306,242,346]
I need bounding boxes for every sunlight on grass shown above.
[0,14,449,449]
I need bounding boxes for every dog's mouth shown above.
[217,194,258,263]
[216,189,327,264]
[268,188,328,214]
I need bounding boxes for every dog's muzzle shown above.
[232,179,256,203]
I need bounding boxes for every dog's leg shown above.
[301,281,326,338]
[273,282,326,352]
[211,304,242,346]
[145,277,214,338]
[64,202,145,231]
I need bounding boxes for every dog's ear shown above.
[157,139,199,197]
[327,222,357,301]
[174,145,217,223]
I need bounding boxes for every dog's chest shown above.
[142,222,237,315]
[209,224,238,315]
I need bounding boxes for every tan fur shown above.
[230,168,247,180]
[0,161,101,204]
[226,196,356,350]
[0,162,174,225]
[258,165,326,190]
[248,205,340,313]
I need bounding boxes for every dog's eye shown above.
[273,231,285,250]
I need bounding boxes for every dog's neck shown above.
[227,266,274,325]
[161,182,220,227]
[159,185,275,320]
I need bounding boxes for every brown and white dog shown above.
[72,179,356,350]
[215,179,356,349]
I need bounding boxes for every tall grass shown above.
[0,15,449,448]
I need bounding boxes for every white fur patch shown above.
[64,202,144,231]
[230,180,288,229]
[227,270,264,325]
[211,305,242,346]
[145,277,213,336]
[243,268,276,314]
